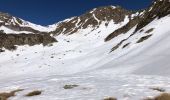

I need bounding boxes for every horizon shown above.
[0,0,152,25]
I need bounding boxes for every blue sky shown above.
[0,0,152,25]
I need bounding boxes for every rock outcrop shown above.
[0,32,57,51]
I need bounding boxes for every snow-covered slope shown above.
[0,0,170,100]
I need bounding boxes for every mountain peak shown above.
[85,5,132,23]
[51,5,132,35]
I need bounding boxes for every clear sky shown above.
[0,0,152,25]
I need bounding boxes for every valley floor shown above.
[0,73,170,100]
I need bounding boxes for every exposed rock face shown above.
[0,32,57,50]
[51,6,132,35]
[105,0,170,41]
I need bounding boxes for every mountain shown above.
[0,0,170,100]
[50,6,132,35]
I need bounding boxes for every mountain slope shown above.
[50,6,132,35]
[0,0,170,100]
[0,12,56,34]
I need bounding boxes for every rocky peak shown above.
[51,6,132,35]
[0,12,23,26]
[81,6,132,24]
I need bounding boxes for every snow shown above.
[93,14,100,24]
[62,17,76,22]
[0,14,170,100]
[148,7,153,12]
[20,19,56,32]
[89,8,96,14]
[75,18,81,28]
[0,26,32,34]
[111,6,116,9]
[13,17,21,25]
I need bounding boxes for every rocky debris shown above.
[145,28,154,33]
[51,6,132,35]
[0,89,23,100]
[111,39,127,52]
[137,34,152,43]
[0,49,5,52]
[104,97,117,100]
[0,32,57,51]
[122,43,130,48]
[25,90,42,97]
[144,93,170,100]
[150,87,166,92]
[63,84,79,89]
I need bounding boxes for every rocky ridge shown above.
[105,0,170,41]
[50,6,132,35]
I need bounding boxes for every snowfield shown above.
[0,15,170,100]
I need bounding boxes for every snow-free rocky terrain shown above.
[0,0,170,100]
